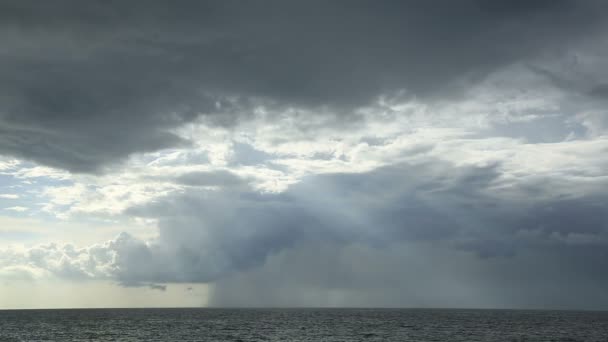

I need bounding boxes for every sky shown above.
[1,0,608,310]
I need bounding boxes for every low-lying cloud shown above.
[3,157,606,307]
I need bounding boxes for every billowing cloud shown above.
[3,152,607,307]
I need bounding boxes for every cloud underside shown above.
[1,0,608,309]
[1,0,607,171]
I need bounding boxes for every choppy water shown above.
[1,308,607,341]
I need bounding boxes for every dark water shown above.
[1,308,608,341]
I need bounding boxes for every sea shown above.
[0,308,607,341]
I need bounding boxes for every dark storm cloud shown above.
[202,164,607,309]
[109,160,608,297]
[208,241,608,309]
[1,0,607,171]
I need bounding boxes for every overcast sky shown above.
[1,0,608,309]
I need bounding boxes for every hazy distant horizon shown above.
[2,306,608,312]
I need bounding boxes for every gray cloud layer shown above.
[133,161,608,278]
[130,161,608,308]
[1,0,607,171]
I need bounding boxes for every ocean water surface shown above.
[1,308,607,341]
